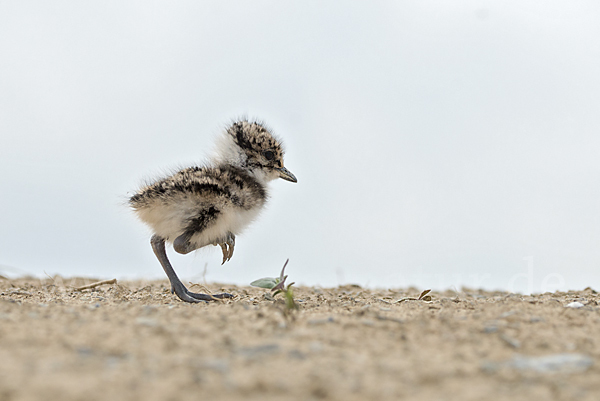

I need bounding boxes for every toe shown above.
[212,292,234,299]
[226,237,235,262]
[219,243,228,264]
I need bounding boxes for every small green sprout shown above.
[250,259,298,311]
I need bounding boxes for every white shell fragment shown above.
[510,353,593,373]
[565,301,585,308]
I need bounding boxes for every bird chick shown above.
[129,119,297,303]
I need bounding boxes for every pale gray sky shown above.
[1,1,599,293]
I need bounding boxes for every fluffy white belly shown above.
[189,206,263,247]
[135,199,263,247]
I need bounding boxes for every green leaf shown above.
[250,277,280,289]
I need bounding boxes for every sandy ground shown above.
[1,276,599,401]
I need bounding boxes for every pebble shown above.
[510,353,593,373]
[136,317,160,327]
[237,344,280,358]
[499,334,521,349]
[484,353,594,374]
[307,317,335,325]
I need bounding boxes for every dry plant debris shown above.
[74,278,117,291]
[394,289,433,303]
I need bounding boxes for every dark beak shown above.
[277,167,297,183]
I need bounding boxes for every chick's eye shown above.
[263,150,275,161]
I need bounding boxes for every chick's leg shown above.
[151,235,232,303]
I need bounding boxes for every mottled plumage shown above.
[129,119,296,303]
